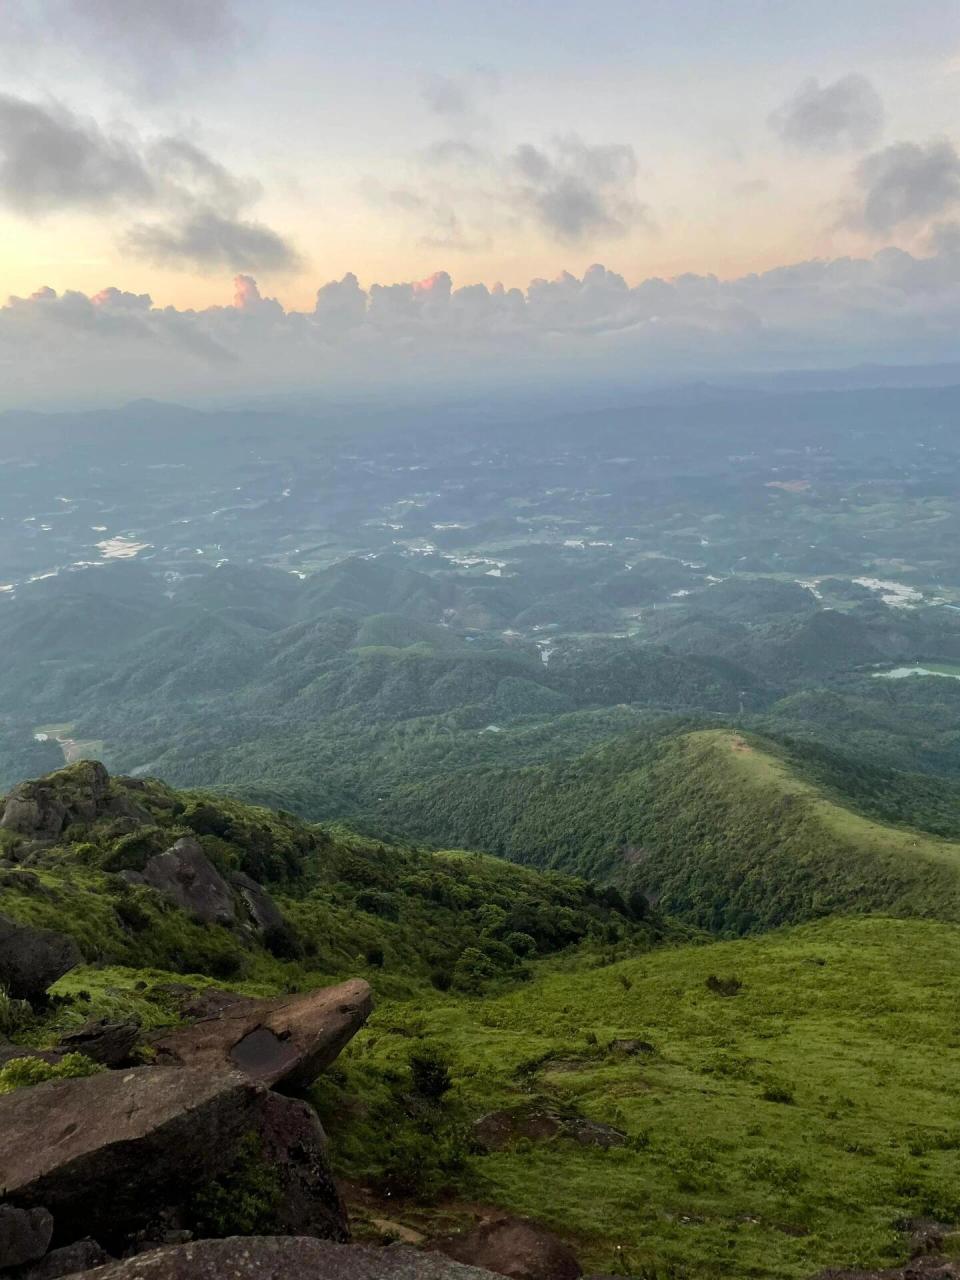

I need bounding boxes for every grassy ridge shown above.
[373,727,960,932]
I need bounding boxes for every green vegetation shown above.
[0,1052,102,1094]
[375,726,960,932]
[318,916,960,1279]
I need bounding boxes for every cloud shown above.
[418,68,499,120]
[124,211,302,273]
[6,0,244,96]
[5,240,960,406]
[0,92,299,271]
[509,137,651,242]
[855,139,960,231]
[367,133,653,250]
[420,74,471,117]
[0,94,153,214]
[770,75,884,152]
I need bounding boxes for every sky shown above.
[1,0,960,406]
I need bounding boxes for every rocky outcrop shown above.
[0,763,112,840]
[14,1239,112,1279]
[229,871,285,933]
[0,1205,54,1270]
[0,1067,350,1252]
[812,1261,960,1278]
[151,979,372,1089]
[60,1238,502,1280]
[139,840,236,927]
[1,1068,261,1246]
[254,1092,348,1239]
[431,1219,582,1280]
[473,1105,626,1153]
[56,1019,140,1067]
[0,916,81,1003]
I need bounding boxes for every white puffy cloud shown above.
[770,75,885,152]
[4,241,960,407]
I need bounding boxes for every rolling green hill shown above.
[374,727,960,932]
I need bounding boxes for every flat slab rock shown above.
[151,978,372,1089]
[0,1067,259,1245]
[61,1238,503,1280]
[0,1066,349,1250]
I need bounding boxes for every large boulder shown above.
[1,1068,259,1247]
[254,1091,347,1239]
[14,1238,112,1279]
[431,1218,582,1280]
[0,1067,350,1251]
[0,762,112,840]
[151,978,372,1089]
[0,1205,54,1269]
[140,840,236,927]
[229,870,285,933]
[61,1238,502,1280]
[0,916,82,1003]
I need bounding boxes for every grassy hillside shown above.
[375,727,960,931]
[5,764,960,1277]
[322,915,960,1279]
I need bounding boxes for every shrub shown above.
[0,986,32,1037]
[409,1047,453,1100]
[262,920,303,960]
[0,1053,102,1095]
[706,974,743,997]
[192,1132,283,1237]
[452,947,496,993]
[760,1082,795,1105]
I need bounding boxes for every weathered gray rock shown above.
[14,1238,112,1279]
[0,762,111,840]
[62,1238,502,1280]
[0,1066,352,1252]
[228,870,285,933]
[0,916,82,1003]
[151,978,372,1089]
[0,1067,259,1247]
[0,1204,54,1269]
[140,840,235,927]
[57,1019,140,1067]
[431,1218,582,1280]
[254,1091,348,1239]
